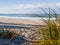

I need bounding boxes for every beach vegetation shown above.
[0,30,19,41]
[30,8,60,45]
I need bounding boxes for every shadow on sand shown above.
[0,36,30,45]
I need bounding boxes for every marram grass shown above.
[0,30,19,41]
[31,8,60,45]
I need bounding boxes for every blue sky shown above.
[0,0,59,6]
[0,0,60,14]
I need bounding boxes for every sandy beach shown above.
[0,18,46,25]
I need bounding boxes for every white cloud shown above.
[0,3,58,14]
[56,3,60,7]
[0,4,46,14]
[16,3,46,9]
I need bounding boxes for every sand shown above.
[0,18,46,25]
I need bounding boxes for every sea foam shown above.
[0,16,56,20]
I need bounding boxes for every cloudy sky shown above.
[0,0,60,14]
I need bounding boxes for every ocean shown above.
[0,14,39,17]
[0,14,57,20]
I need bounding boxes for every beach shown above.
[0,17,45,45]
[0,18,46,25]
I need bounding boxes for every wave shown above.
[0,16,41,19]
[0,16,56,20]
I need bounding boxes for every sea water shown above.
[0,14,56,20]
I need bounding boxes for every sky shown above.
[0,0,60,14]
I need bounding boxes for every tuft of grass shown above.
[0,30,20,41]
[34,8,60,45]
